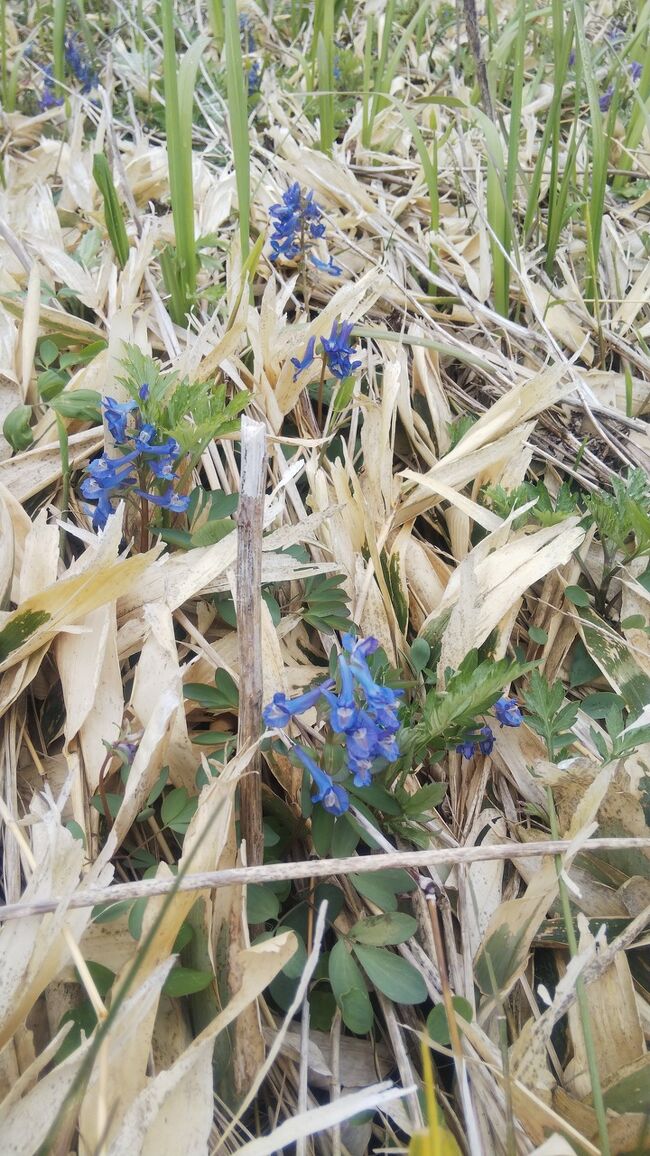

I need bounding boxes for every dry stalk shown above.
[1,837,648,921]
[235,416,267,872]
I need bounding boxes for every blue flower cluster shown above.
[455,695,523,760]
[263,634,403,815]
[291,319,361,382]
[269,183,325,261]
[81,396,190,531]
[38,36,97,111]
[64,35,98,94]
[268,182,342,277]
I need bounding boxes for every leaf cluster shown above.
[405,650,533,761]
[522,670,579,760]
[118,345,248,460]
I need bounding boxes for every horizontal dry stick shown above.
[0,837,648,922]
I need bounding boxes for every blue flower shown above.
[309,253,342,276]
[64,34,97,93]
[269,183,325,263]
[139,383,150,401]
[104,397,138,444]
[456,739,476,759]
[494,696,522,728]
[248,59,261,95]
[239,13,256,53]
[39,66,64,111]
[262,680,334,728]
[132,426,179,458]
[479,726,495,755]
[346,712,379,761]
[568,49,575,66]
[349,755,373,787]
[342,634,379,660]
[630,60,643,83]
[321,321,362,380]
[149,455,178,481]
[90,491,115,531]
[294,746,349,815]
[599,85,614,112]
[134,486,191,513]
[373,731,401,762]
[291,336,317,381]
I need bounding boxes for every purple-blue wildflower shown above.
[263,681,335,728]
[321,321,362,380]
[269,183,325,262]
[294,746,349,816]
[479,725,495,755]
[81,398,190,531]
[630,60,643,83]
[456,738,476,759]
[310,253,343,276]
[248,58,262,95]
[291,336,317,381]
[599,85,614,112]
[64,35,98,93]
[494,696,523,728]
[261,634,403,811]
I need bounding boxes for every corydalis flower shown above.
[294,746,349,816]
[262,634,402,810]
[81,396,189,531]
[269,183,325,262]
[248,59,261,94]
[64,34,98,93]
[291,320,361,382]
[494,696,522,728]
[599,85,614,112]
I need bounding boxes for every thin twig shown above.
[1,837,647,921]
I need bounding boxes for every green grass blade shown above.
[92,154,130,270]
[572,0,607,312]
[160,0,199,321]
[223,0,250,261]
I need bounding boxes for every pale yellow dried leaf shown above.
[19,263,40,402]
[436,519,585,670]
[0,800,112,1051]
[57,603,124,791]
[130,603,197,792]
[564,918,644,1099]
[0,1036,92,1156]
[18,508,59,602]
[0,546,155,674]
[398,423,536,525]
[526,284,594,363]
[0,427,103,503]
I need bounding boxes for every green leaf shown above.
[329,940,374,1035]
[93,153,130,268]
[81,962,116,998]
[348,912,418,946]
[39,338,60,367]
[247,884,280,924]
[190,518,235,547]
[426,997,473,1045]
[352,944,427,1003]
[3,405,33,452]
[569,639,601,689]
[580,692,625,720]
[51,389,102,422]
[350,868,416,912]
[528,626,548,645]
[409,638,431,674]
[91,900,133,924]
[160,787,198,834]
[621,615,647,631]
[331,814,361,857]
[173,922,194,953]
[400,782,447,817]
[565,585,590,607]
[163,966,213,997]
